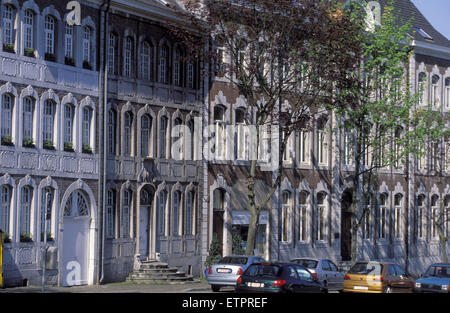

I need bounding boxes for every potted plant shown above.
[23,137,35,148]
[3,43,15,53]
[43,140,55,150]
[65,57,75,66]
[64,142,74,152]
[40,231,54,242]
[83,60,92,70]
[24,48,35,58]
[1,136,14,146]
[2,232,11,243]
[45,53,56,62]
[20,233,33,242]
[82,144,92,154]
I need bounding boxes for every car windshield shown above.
[292,259,318,269]
[219,257,248,265]
[424,266,450,278]
[349,262,383,275]
[245,264,281,277]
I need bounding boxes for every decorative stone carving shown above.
[18,248,33,265]
[20,152,38,169]
[1,151,16,168]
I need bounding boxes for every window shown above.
[394,194,402,239]
[445,78,450,110]
[20,186,32,236]
[187,63,194,89]
[40,187,53,239]
[429,140,439,172]
[417,195,425,239]
[174,48,182,86]
[299,131,310,165]
[159,45,168,83]
[108,33,116,74]
[186,120,195,161]
[124,111,132,155]
[235,108,247,160]
[316,193,326,241]
[343,131,353,165]
[393,126,403,168]
[172,191,181,236]
[108,109,116,154]
[431,75,440,106]
[157,191,166,235]
[64,104,74,147]
[173,117,183,160]
[431,195,439,239]
[124,37,133,77]
[446,136,450,172]
[141,41,152,80]
[445,196,450,238]
[185,191,194,235]
[140,114,152,157]
[122,190,131,238]
[1,94,13,139]
[213,188,225,211]
[64,23,74,59]
[362,196,371,240]
[418,140,427,171]
[43,100,55,146]
[317,126,328,165]
[0,185,11,234]
[82,107,92,149]
[283,131,294,163]
[159,116,168,158]
[2,5,15,47]
[64,190,89,217]
[23,10,34,50]
[378,194,387,239]
[298,191,308,242]
[44,16,55,56]
[214,105,226,160]
[23,97,34,143]
[83,26,91,63]
[418,72,427,105]
[281,191,291,242]
[106,190,115,239]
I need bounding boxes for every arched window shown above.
[235,107,247,160]
[42,99,56,148]
[40,187,53,241]
[23,10,35,53]
[122,190,131,238]
[159,45,168,83]
[445,196,450,238]
[317,124,328,166]
[172,190,181,236]
[20,186,32,237]
[140,114,152,157]
[316,192,326,241]
[174,48,182,86]
[185,190,194,235]
[141,41,152,80]
[377,193,388,239]
[124,111,133,155]
[23,97,34,146]
[1,93,13,143]
[124,36,133,77]
[299,130,310,165]
[431,75,440,106]
[159,115,168,159]
[394,194,403,239]
[186,119,195,161]
[2,4,16,48]
[445,78,450,110]
[44,15,55,59]
[83,26,92,68]
[106,189,116,239]
[393,126,403,168]
[298,191,308,242]
[63,104,74,150]
[187,62,194,89]
[107,109,116,155]
[281,191,291,242]
[362,194,372,240]
[82,107,92,152]
[108,33,116,74]
[417,194,426,239]
[214,105,226,160]
[0,185,12,234]
[64,23,74,61]
[431,195,439,239]
[64,190,89,217]
[418,72,427,105]
[173,117,183,160]
[157,191,166,236]
[342,130,353,166]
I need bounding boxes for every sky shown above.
[411,0,450,40]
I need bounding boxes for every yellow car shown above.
[343,261,414,293]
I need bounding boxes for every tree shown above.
[171,0,361,255]
[334,0,449,263]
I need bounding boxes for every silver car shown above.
[207,255,266,292]
[290,258,345,292]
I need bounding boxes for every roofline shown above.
[412,40,450,59]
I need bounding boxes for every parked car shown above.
[207,255,266,292]
[414,263,450,293]
[343,261,414,293]
[235,262,327,293]
[290,258,345,292]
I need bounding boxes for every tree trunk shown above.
[245,209,260,256]
[438,231,448,263]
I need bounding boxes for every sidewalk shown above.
[0,280,212,293]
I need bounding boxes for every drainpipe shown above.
[97,0,111,285]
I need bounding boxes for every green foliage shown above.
[232,228,245,255]
[23,137,34,148]
[205,233,222,268]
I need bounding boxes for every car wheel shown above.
[211,285,221,292]
[384,286,393,293]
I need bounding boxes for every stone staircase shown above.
[126,260,195,284]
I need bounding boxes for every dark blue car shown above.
[414,263,450,293]
[235,262,327,293]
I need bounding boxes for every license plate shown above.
[217,268,232,273]
[248,282,263,288]
[354,286,368,290]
